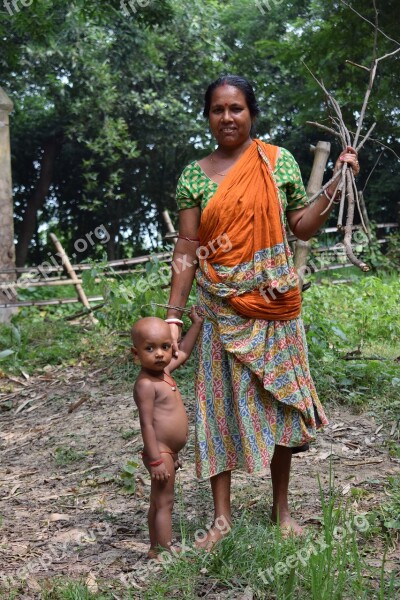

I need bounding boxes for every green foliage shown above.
[54,446,87,466]
[0,312,105,374]
[40,579,115,599]
[302,271,400,406]
[1,0,398,263]
[93,255,193,330]
[379,475,400,532]
[119,459,139,495]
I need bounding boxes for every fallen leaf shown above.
[26,576,41,592]
[7,484,21,498]
[317,451,336,461]
[342,483,351,495]
[85,572,98,593]
[15,399,33,414]
[48,513,71,522]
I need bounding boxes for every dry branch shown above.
[305,2,399,270]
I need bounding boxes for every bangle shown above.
[178,234,200,243]
[149,458,163,467]
[324,188,341,205]
[165,318,183,326]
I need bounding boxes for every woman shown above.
[166,75,359,546]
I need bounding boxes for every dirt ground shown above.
[0,363,399,599]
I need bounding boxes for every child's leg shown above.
[148,453,176,553]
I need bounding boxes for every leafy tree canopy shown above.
[0,0,398,264]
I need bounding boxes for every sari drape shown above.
[197,140,301,321]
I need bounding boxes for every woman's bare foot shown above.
[271,512,304,538]
[147,544,183,560]
[194,522,230,551]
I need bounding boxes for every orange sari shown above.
[197,140,301,320]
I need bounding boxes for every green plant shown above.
[54,447,87,466]
[41,579,116,599]
[120,429,137,440]
[119,459,139,494]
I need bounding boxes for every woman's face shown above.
[208,85,253,149]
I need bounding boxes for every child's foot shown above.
[147,547,161,560]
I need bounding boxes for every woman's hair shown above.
[203,75,261,119]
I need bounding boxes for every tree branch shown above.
[340,0,400,47]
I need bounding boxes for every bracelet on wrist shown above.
[149,458,163,467]
[324,188,341,205]
[165,318,184,326]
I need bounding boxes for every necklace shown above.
[157,371,177,391]
[209,155,230,177]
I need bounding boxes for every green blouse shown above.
[176,147,309,213]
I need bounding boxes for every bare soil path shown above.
[0,364,399,598]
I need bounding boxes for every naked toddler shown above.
[131,306,203,558]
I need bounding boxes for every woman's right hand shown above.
[168,322,182,358]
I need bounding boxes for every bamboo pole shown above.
[0,252,173,275]
[0,296,103,309]
[162,210,178,244]
[49,233,97,323]
[294,141,331,289]
[0,87,17,323]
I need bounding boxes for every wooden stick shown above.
[162,210,178,244]
[49,233,96,323]
[345,60,370,72]
[343,170,369,271]
[0,296,103,309]
[65,303,105,322]
[0,252,172,275]
[68,395,90,414]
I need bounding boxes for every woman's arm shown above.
[167,207,201,354]
[287,146,359,241]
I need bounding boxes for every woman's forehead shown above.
[210,85,246,105]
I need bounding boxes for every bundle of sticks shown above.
[305,0,400,271]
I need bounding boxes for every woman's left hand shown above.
[334,145,360,176]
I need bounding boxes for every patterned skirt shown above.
[194,285,328,479]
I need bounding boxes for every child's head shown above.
[131,317,173,372]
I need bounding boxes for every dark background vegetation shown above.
[0,0,399,265]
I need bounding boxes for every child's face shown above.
[132,325,173,372]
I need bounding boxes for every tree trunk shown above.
[0,87,17,323]
[294,141,331,288]
[15,134,61,267]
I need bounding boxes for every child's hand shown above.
[189,305,204,324]
[150,461,170,481]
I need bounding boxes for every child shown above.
[131,306,203,558]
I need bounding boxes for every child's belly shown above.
[153,404,188,453]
